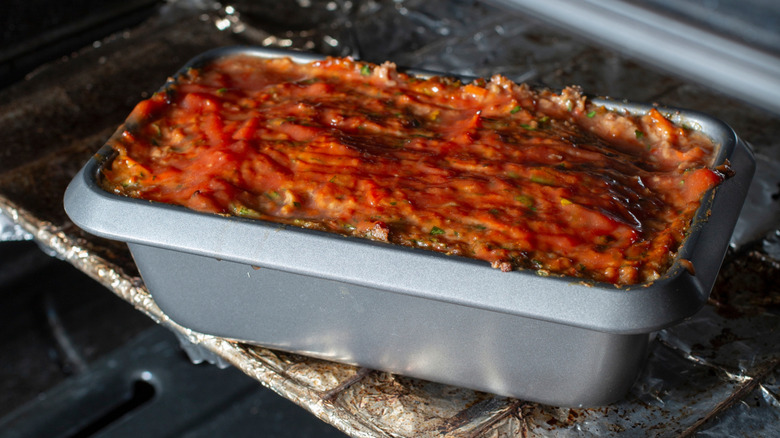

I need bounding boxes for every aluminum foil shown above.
[0,213,32,241]
[1,0,779,436]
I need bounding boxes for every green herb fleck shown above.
[520,124,536,131]
[293,201,301,208]
[489,208,501,216]
[430,226,445,236]
[635,129,644,139]
[216,87,228,95]
[265,191,281,200]
[586,110,596,118]
[530,175,555,186]
[360,65,372,76]
[510,105,522,114]
[230,203,261,218]
[566,101,573,111]
[515,194,536,210]
[539,116,550,123]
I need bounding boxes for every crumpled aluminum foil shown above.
[0,213,32,241]
[1,0,778,436]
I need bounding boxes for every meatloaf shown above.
[100,54,728,285]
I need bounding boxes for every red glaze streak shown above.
[101,55,726,285]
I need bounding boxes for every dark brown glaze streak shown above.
[101,55,725,285]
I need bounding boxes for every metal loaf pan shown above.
[64,47,755,407]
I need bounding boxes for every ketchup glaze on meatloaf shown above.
[100,54,727,285]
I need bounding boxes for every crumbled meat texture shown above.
[101,55,725,285]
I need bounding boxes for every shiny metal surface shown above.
[489,0,780,115]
